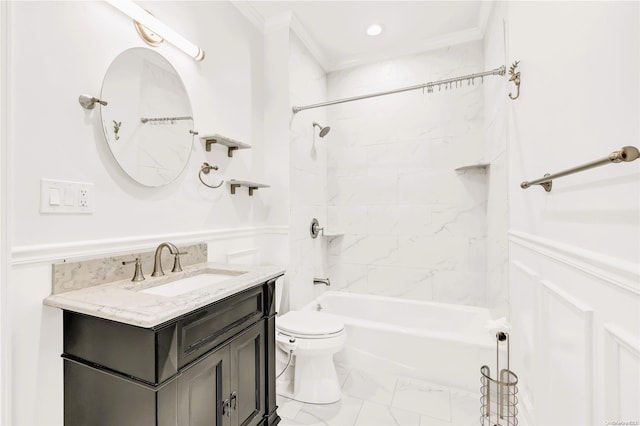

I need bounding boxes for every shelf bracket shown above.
[229,183,260,195]
[228,180,269,196]
[205,138,217,152]
[201,134,250,157]
[204,139,239,157]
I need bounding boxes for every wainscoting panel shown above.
[510,231,638,425]
[603,324,640,421]
[509,261,538,417]
[539,280,594,426]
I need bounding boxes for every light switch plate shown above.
[40,179,94,214]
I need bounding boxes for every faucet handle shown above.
[172,251,188,273]
[123,258,145,282]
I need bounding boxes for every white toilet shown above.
[275,280,346,404]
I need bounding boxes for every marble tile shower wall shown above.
[326,41,489,307]
[287,32,329,310]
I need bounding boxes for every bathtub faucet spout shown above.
[313,278,330,286]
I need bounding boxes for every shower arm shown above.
[292,66,506,113]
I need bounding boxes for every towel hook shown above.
[508,61,521,100]
[198,162,224,188]
[78,94,108,110]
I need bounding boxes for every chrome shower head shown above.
[312,122,331,138]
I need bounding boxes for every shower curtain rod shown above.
[292,65,506,113]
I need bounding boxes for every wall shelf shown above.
[200,134,251,157]
[228,180,269,196]
[454,162,489,172]
[322,229,345,237]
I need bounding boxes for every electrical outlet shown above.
[41,179,94,214]
[79,188,90,208]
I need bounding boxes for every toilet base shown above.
[278,353,342,404]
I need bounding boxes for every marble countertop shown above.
[44,262,285,328]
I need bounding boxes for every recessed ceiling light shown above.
[366,23,383,37]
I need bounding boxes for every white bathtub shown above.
[301,291,496,392]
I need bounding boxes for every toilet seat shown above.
[277,310,344,338]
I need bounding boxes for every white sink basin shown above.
[140,271,244,297]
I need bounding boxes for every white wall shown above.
[287,31,328,310]
[0,2,8,423]
[504,2,640,424]
[483,1,509,317]
[4,2,278,424]
[324,42,490,307]
[261,12,292,271]
[10,1,267,249]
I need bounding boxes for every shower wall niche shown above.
[325,41,491,308]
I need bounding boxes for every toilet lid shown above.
[277,311,344,336]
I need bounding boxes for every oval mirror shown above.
[100,48,194,187]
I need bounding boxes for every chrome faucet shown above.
[151,242,186,277]
[313,278,330,286]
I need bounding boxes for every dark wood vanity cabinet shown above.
[62,278,281,426]
[177,322,265,426]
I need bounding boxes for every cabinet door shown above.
[178,347,231,426]
[230,323,266,426]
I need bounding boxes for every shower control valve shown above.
[310,218,324,238]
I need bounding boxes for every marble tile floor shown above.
[277,363,480,426]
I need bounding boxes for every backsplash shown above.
[51,243,207,294]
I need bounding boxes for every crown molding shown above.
[229,1,264,32]
[231,1,490,74]
[233,2,328,70]
[289,12,330,72]
[263,10,292,34]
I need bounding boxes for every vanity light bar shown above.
[107,0,205,61]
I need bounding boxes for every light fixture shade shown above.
[107,0,204,61]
